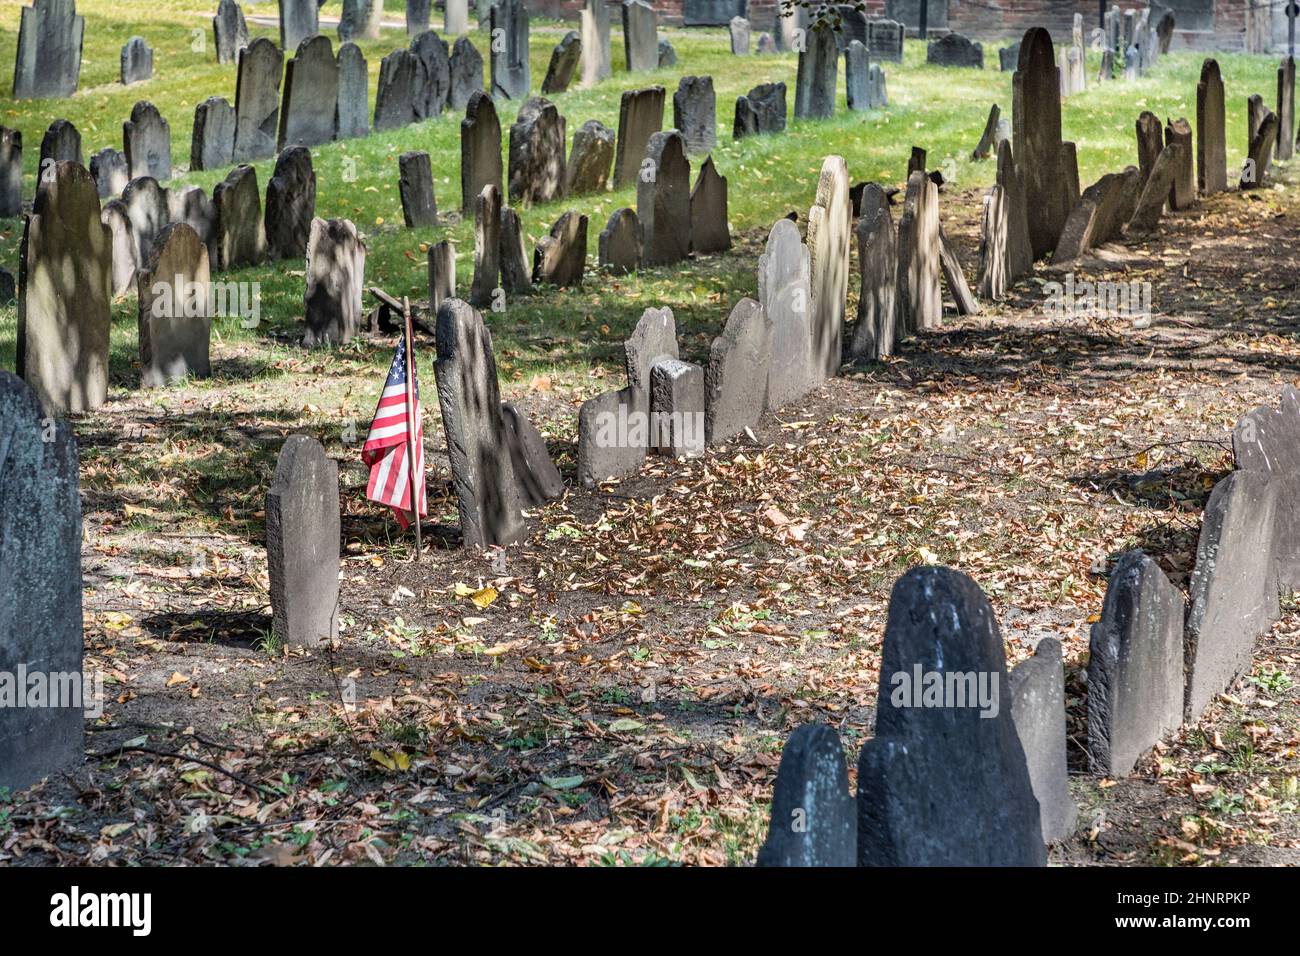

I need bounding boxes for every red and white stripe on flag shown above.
[362,337,427,528]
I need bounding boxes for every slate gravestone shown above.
[461,91,503,210]
[542,30,582,95]
[169,186,219,267]
[623,0,659,72]
[705,296,770,444]
[897,170,941,335]
[658,34,677,66]
[0,128,21,217]
[508,97,566,207]
[972,104,1000,160]
[598,207,642,274]
[729,16,751,55]
[280,36,340,150]
[649,358,705,458]
[90,148,129,199]
[533,210,588,287]
[407,0,431,34]
[844,40,870,112]
[868,17,904,63]
[449,36,485,110]
[565,119,614,196]
[374,49,421,131]
[303,218,366,345]
[927,33,983,68]
[795,23,838,120]
[428,239,456,310]
[469,183,502,308]
[213,164,267,270]
[674,76,717,156]
[435,299,527,548]
[491,0,531,99]
[734,82,786,139]
[340,0,385,40]
[614,86,665,189]
[1129,141,1183,232]
[759,218,814,409]
[233,38,284,162]
[996,140,1032,283]
[137,223,212,388]
[1197,59,1227,196]
[266,435,340,648]
[13,0,85,99]
[499,205,532,295]
[102,200,137,296]
[999,42,1020,71]
[1013,28,1073,260]
[581,0,611,87]
[280,0,319,51]
[501,402,563,507]
[1009,638,1077,845]
[1242,108,1278,190]
[690,156,730,255]
[214,0,250,65]
[191,97,236,172]
[40,119,81,170]
[1135,110,1163,191]
[123,102,171,182]
[1252,89,1272,147]
[638,131,691,268]
[120,36,152,85]
[265,147,316,261]
[858,567,1047,866]
[18,161,111,414]
[412,30,452,119]
[1278,57,1295,162]
[122,177,168,285]
[756,32,776,54]
[1234,387,1300,590]
[1165,117,1195,211]
[1089,550,1186,777]
[399,151,438,227]
[1185,471,1279,722]
[757,723,856,866]
[335,42,370,139]
[446,0,469,33]
[850,192,898,360]
[0,372,83,793]
[685,0,746,24]
[807,156,850,380]
[836,4,868,46]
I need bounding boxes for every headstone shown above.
[17,161,111,414]
[622,0,659,73]
[1234,386,1300,591]
[598,207,642,274]
[407,0,431,34]
[685,0,747,25]
[927,32,983,68]
[674,76,717,156]
[795,23,837,120]
[0,371,83,793]
[1009,638,1077,845]
[1278,57,1295,162]
[102,200,137,297]
[214,0,250,65]
[120,36,152,85]
[756,32,776,54]
[729,16,750,55]
[897,170,941,335]
[266,435,339,648]
[638,130,691,267]
[191,97,236,172]
[0,128,21,217]
[1128,141,1183,232]
[90,147,128,199]
[428,239,456,310]
[806,156,850,380]
[1013,29,1073,261]
[335,42,370,140]
[844,40,872,112]
[434,298,526,548]
[168,186,219,267]
[303,217,366,345]
[1241,107,1277,190]
[938,227,978,317]
[705,297,768,444]
[122,176,168,271]
[868,17,904,63]
[123,101,171,183]
[280,35,340,150]
[508,97,566,207]
[446,0,469,34]
[1055,167,1139,261]
[849,190,897,360]
[399,151,438,227]
[1197,59,1227,196]
[773,2,801,52]
[40,119,81,170]
[213,164,267,270]
[411,30,452,119]
[12,0,85,99]
[340,0,385,41]
[1164,117,1195,211]
[998,42,1020,71]
[490,0,530,99]
[565,119,614,196]
[279,0,319,51]
[614,86,665,189]
[137,223,211,387]
[1156,10,1175,53]
[976,184,1008,301]
[649,358,705,459]
[581,0,612,87]
[449,35,485,110]
[501,402,564,506]
[995,139,1032,282]
[1135,110,1164,191]
[971,104,1000,160]
[233,38,285,163]
[533,210,588,287]
[758,218,814,409]
[542,30,582,95]
[264,146,316,261]
[374,49,421,131]
[690,156,730,256]
[499,205,532,295]
[857,567,1046,866]
[469,183,502,308]
[461,91,503,210]
[734,82,786,139]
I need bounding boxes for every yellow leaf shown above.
[166,672,190,687]
[470,586,498,609]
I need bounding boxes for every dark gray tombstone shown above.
[638,130,691,267]
[233,38,285,163]
[265,147,316,261]
[1234,386,1300,591]
[213,164,267,270]
[734,82,786,139]
[705,296,770,444]
[491,0,531,99]
[927,32,983,68]
[508,97,567,207]
[795,22,838,120]
[428,239,456,311]
[102,200,137,297]
[844,40,871,112]
[868,17,904,63]
[759,218,814,409]
[690,156,730,255]
[214,0,250,65]
[137,223,211,388]
[1009,637,1077,845]
[684,0,746,25]
[121,176,168,281]
[1128,141,1183,232]
[123,101,171,182]
[1197,59,1227,196]
[1135,110,1163,191]
[399,151,438,227]
[461,90,503,210]
[757,723,857,866]
[120,36,152,85]
[469,183,501,308]
[1165,117,1195,211]
[598,207,642,275]
[279,0,319,52]
[411,30,452,119]
[280,35,340,150]
[374,49,421,131]
[499,205,532,295]
[622,0,659,72]
[449,36,485,110]
[896,170,941,335]
[40,119,81,170]
[998,41,1020,71]
[191,97,236,172]
[657,38,676,68]
[407,0,431,34]
[267,435,340,648]
[0,128,21,217]
[565,119,614,196]
[532,210,588,287]
[12,0,85,99]
[90,147,129,199]
[335,42,370,140]
[581,0,611,87]
[1013,28,1073,260]
[303,217,366,345]
[501,402,564,507]
[673,75,717,156]
[614,86,665,189]
[849,194,898,361]
[542,30,582,95]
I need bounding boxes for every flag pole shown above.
[401,295,422,562]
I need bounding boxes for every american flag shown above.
[362,335,427,528]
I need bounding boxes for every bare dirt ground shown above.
[4,174,1300,867]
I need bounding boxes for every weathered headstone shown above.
[649,357,705,458]
[638,131,691,267]
[12,0,85,99]
[927,32,983,67]
[674,76,717,156]
[120,36,152,85]
[759,218,814,409]
[102,200,137,297]
[795,22,838,120]
[1055,167,1139,261]
[532,210,587,287]
[1009,638,1077,845]
[490,0,531,99]
[938,227,978,316]
[449,35,485,110]
[658,36,677,67]
[168,186,219,266]
[303,217,366,345]
[1163,118,1195,214]
[868,16,904,63]
[123,101,171,183]
[408,0,431,34]
[446,0,469,33]
[412,30,452,119]
[1013,28,1073,260]
[1234,386,1300,591]
[501,402,564,506]
[565,119,614,196]
[374,49,421,131]
[1278,56,1295,162]
[806,156,850,380]
[996,139,1032,283]
[705,297,769,444]
[850,191,898,360]
[542,30,581,95]
[1197,59,1227,196]
[971,104,1001,160]
[1241,107,1277,190]
[469,183,501,308]
[580,0,612,90]
[428,239,456,310]
[340,0,385,41]
[399,151,438,228]
[598,207,642,274]
[214,0,250,65]
[40,119,81,170]
[977,184,1008,301]
[280,35,340,150]
[499,205,532,295]
[461,90,503,210]
[90,147,128,199]
[0,128,21,217]
[508,97,566,207]
[233,38,285,163]
[122,176,169,272]
[213,164,267,270]
[998,42,1020,71]
[844,40,872,112]
[137,223,211,388]
[191,97,236,172]
[279,0,319,51]
[614,86,665,189]
[1128,141,1183,232]
[729,16,750,55]
[622,0,659,72]
[1135,110,1164,191]
[264,146,316,261]
[896,170,941,334]
[734,82,786,139]
[335,42,370,140]
[690,156,730,256]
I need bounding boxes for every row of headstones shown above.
[794,25,891,119]
[755,381,1300,865]
[729,9,903,63]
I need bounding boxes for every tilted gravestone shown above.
[137,223,212,388]
[428,239,456,311]
[977,183,1009,302]
[533,210,588,287]
[280,35,340,150]
[972,104,1001,160]
[1009,638,1077,845]
[449,36,485,110]
[690,156,730,255]
[264,147,317,261]
[499,205,532,295]
[0,372,83,793]
[214,0,250,65]
[705,296,770,444]
[542,30,582,95]
[565,119,614,196]
[1241,107,1278,190]
[1054,167,1140,262]
[996,139,1032,284]
[614,86,665,188]
[469,183,502,308]
[120,36,152,85]
[508,97,567,207]
[734,82,786,139]
[40,119,81,170]
[18,161,111,414]
[757,723,856,867]
[461,91,503,210]
[1234,386,1300,592]
[1197,59,1227,196]
[581,0,611,87]
[1164,117,1195,211]
[598,207,642,275]
[1135,110,1163,192]
[233,38,284,163]
[730,16,751,56]
[806,156,850,381]
[927,33,983,68]
[374,49,421,131]
[102,200,137,297]
[123,102,171,183]
[435,298,528,548]
[795,22,838,120]
[759,218,814,409]
[412,30,452,119]
[850,189,898,360]
[191,97,236,172]
[1088,549,1186,777]
[303,218,366,346]
[491,0,531,99]
[408,0,431,34]
[279,0,319,52]
[939,227,978,319]
[896,170,941,335]
[1129,141,1183,232]
[90,148,128,200]
[213,164,267,270]
[1278,57,1295,162]
[501,402,564,506]
[335,42,370,140]
[857,566,1046,866]
[399,151,438,228]
[622,0,659,73]
[13,0,85,99]
[674,76,717,156]
[267,435,340,647]
[1013,28,1074,260]
[0,128,21,217]
[638,130,691,267]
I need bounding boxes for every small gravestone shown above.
[795,23,837,120]
[0,128,21,216]
[996,140,1032,282]
[1128,141,1183,232]
[734,82,786,139]
[999,42,1020,71]
[214,0,250,65]
[266,435,339,648]
[638,131,691,267]
[408,0,431,34]
[1013,28,1073,260]
[650,358,705,458]
[428,239,456,310]
[120,36,152,85]
[971,104,1000,160]
[434,299,527,548]
[1242,109,1277,190]
[867,16,903,63]
[213,164,267,270]
[90,147,128,199]
[499,205,532,294]
[757,723,855,866]
[18,161,111,414]
[1278,57,1295,162]
[565,119,614,196]
[657,38,677,68]
[977,184,1008,301]
[461,91,503,210]
[123,102,171,182]
[490,0,531,99]
[849,193,898,360]
[1084,167,1140,247]
[1089,550,1186,777]
[705,296,770,444]
[508,97,566,207]
[729,16,750,55]
[265,147,316,261]
[1165,117,1195,210]
[340,0,384,40]
[757,32,776,54]
[857,567,1046,866]
[581,0,612,87]
[533,210,587,287]
[137,223,211,387]
[168,186,219,266]
[614,86,665,188]
[542,30,581,94]
[469,183,502,308]
[399,151,438,227]
[598,207,641,274]
[280,35,340,150]
[844,40,872,112]
[446,0,469,33]
[1234,387,1300,590]
[1135,110,1163,191]
[896,170,941,335]
[1009,638,1077,845]
[690,156,730,255]
[122,176,168,271]
[233,38,284,162]
[1197,59,1227,196]
[411,30,452,119]
[102,200,137,296]
[623,0,659,72]
[0,372,83,793]
[673,76,717,156]
[40,119,81,169]
[759,218,814,409]
[806,156,850,380]
[335,42,370,140]
[279,0,319,51]
[449,36,485,110]
[191,97,236,171]
[501,402,563,506]
[927,32,983,68]
[374,49,421,131]
[13,0,85,99]
[1156,10,1175,52]
[303,218,366,345]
